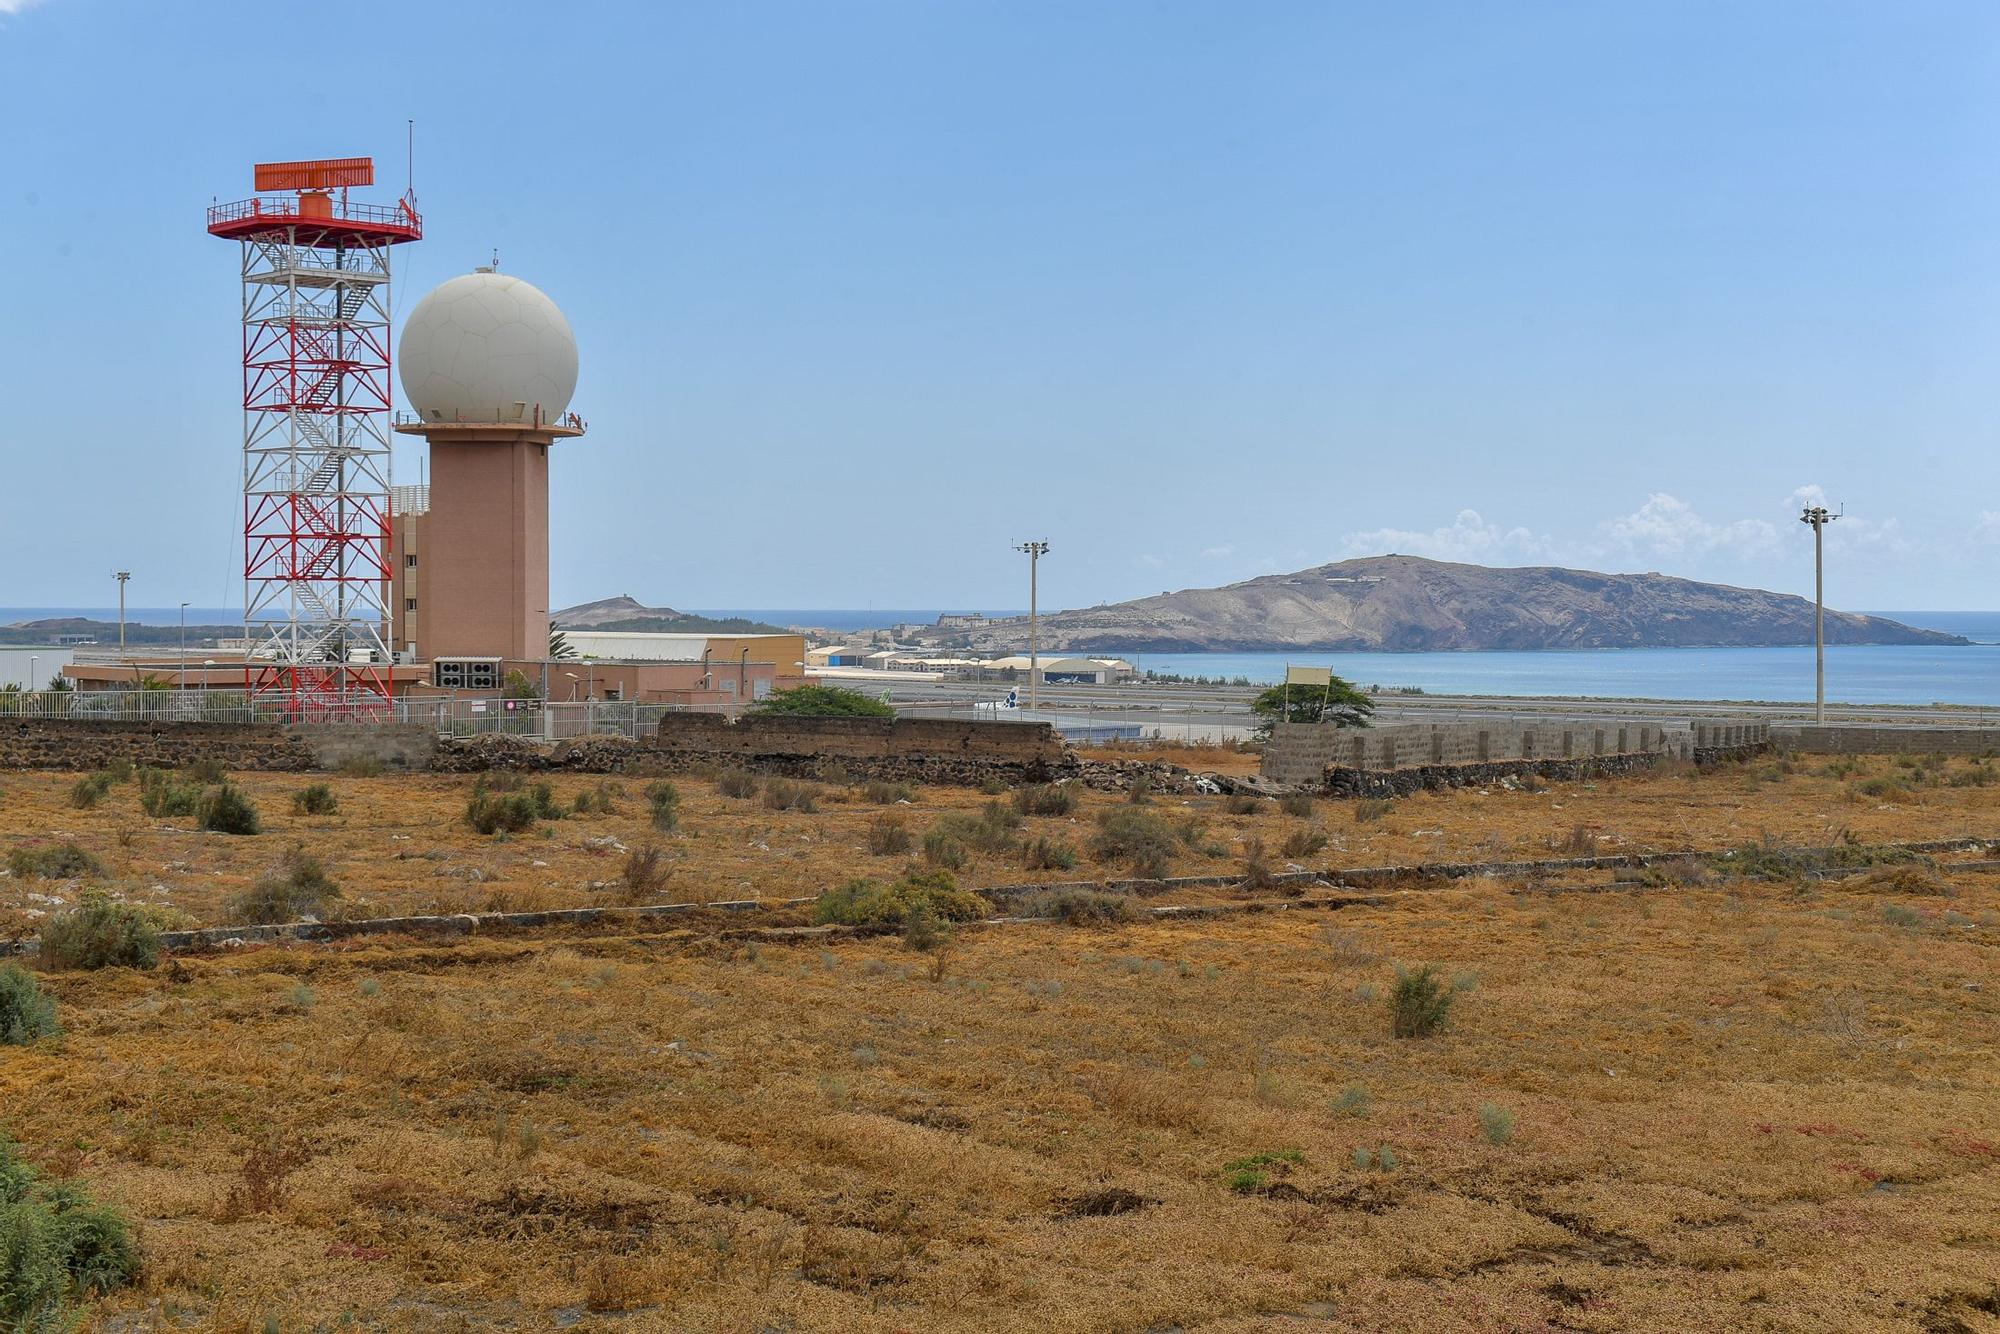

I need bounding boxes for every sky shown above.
[2,0,1998,617]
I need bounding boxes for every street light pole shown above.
[179,602,190,693]
[115,571,130,652]
[1800,505,1838,724]
[1014,541,1050,713]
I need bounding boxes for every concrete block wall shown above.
[1771,724,2000,756]
[655,713,1066,765]
[1261,719,1694,785]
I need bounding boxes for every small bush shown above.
[138,769,200,818]
[198,782,262,836]
[921,826,968,871]
[811,868,991,929]
[865,813,913,856]
[646,781,681,832]
[0,963,60,1045]
[184,757,227,784]
[861,779,916,805]
[1278,791,1314,819]
[1279,826,1329,860]
[1389,963,1457,1039]
[1846,864,1954,896]
[1221,1148,1303,1193]
[69,772,114,810]
[1223,793,1264,815]
[716,767,759,799]
[1090,808,1180,880]
[1240,837,1276,891]
[762,777,819,813]
[1353,797,1393,824]
[291,783,339,816]
[1023,835,1079,872]
[39,892,162,971]
[465,790,538,835]
[1555,825,1599,857]
[1016,887,1133,926]
[1478,1103,1516,1145]
[527,781,566,820]
[929,803,1023,857]
[337,754,383,778]
[1882,903,1923,929]
[570,782,620,815]
[225,846,341,924]
[979,776,1010,796]
[619,845,673,903]
[0,1134,141,1324]
[1013,782,1078,817]
[6,842,104,881]
[1125,776,1154,804]
[1331,1084,1370,1118]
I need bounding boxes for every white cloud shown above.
[1979,512,2000,543]
[1341,509,1562,565]
[0,0,47,14]
[1200,544,1235,559]
[1133,553,1167,569]
[1599,493,1780,559]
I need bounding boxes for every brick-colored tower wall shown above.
[420,435,551,663]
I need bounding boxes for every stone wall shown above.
[651,713,1074,784]
[1771,724,2000,756]
[0,720,439,774]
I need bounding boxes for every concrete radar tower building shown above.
[392,269,583,673]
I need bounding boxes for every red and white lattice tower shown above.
[207,158,420,717]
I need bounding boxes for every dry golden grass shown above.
[3,752,1995,935]
[1,752,1998,1329]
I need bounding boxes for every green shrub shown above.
[1478,1102,1516,1145]
[6,843,104,881]
[716,767,759,799]
[921,826,968,871]
[1279,826,1330,860]
[1353,797,1393,824]
[38,892,162,971]
[619,845,673,903]
[225,846,341,925]
[865,813,912,856]
[138,768,200,818]
[570,781,621,815]
[646,781,681,832]
[762,777,819,813]
[0,963,60,1045]
[1090,808,1180,880]
[860,779,916,805]
[68,772,114,810]
[979,776,1010,796]
[1240,837,1276,891]
[1389,963,1456,1039]
[927,803,1022,857]
[290,783,339,816]
[0,1134,141,1325]
[811,868,990,929]
[1331,1084,1371,1118]
[1015,887,1133,926]
[1023,836,1079,872]
[1223,793,1264,815]
[184,757,227,784]
[1278,791,1315,819]
[1013,783,1078,817]
[1222,1148,1303,1193]
[1882,903,1924,929]
[465,790,538,835]
[527,781,565,820]
[197,782,261,835]
[748,683,896,718]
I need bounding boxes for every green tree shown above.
[749,683,896,718]
[548,625,577,660]
[1249,675,1373,738]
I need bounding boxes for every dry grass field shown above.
[3,750,1999,1331]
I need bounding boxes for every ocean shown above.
[8,609,2000,706]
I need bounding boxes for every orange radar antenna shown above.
[253,157,374,192]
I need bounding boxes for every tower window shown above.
[404,598,418,611]
[405,554,418,567]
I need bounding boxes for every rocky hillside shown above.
[924,556,1968,653]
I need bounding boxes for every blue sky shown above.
[2,0,1997,615]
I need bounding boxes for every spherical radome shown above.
[398,272,578,424]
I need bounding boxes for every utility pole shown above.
[114,571,130,652]
[1015,541,1050,713]
[1800,505,1838,724]
[179,602,190,693]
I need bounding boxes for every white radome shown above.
[398,271,578,424]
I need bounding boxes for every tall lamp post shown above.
[1800,505,1838,724]
[179,602,190,693]
[114,571,130,653]
[1014,541,1050,713]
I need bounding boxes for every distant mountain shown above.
[0,616,240,646]
[919,556,1972,653]
[553,597,787,636]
